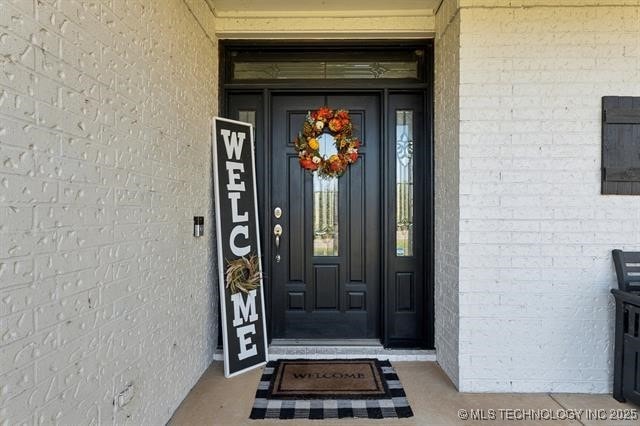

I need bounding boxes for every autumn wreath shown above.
[294,107,360,178]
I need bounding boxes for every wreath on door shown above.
[294,107,361,178]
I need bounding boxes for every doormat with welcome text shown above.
[249,359,413,420]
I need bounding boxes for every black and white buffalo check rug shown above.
[249,359,414,420]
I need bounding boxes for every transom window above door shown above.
[234,60,419,80]
[223,45,427,83]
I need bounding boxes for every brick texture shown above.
[0,0,218,424]
[456,3,640,392]
[434,0,461,390]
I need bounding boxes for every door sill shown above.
[270,339,382,347]
[267,345,436,362]
[212,346,436,362]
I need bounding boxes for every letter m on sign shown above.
[231,290,258,326]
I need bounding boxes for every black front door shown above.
[270,94,381,339]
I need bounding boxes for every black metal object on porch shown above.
[613,250,640,293]
[611,250,640,405]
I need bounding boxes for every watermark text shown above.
[457,408,638,422]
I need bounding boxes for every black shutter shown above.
[602,96,640,195]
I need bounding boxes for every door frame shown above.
[219,40,435,349]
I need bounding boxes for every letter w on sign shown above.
[212,117,268,378]
[220,128,246,160]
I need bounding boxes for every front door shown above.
[222,40,434,349]
[270,94,381,339]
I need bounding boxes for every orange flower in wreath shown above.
[312,107,333,121]
[299,157,319,171]
[328,118,344,132]
[328,155,343,172]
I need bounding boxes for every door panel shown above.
[271,94,381,339]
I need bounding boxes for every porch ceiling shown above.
[209,0,439,16]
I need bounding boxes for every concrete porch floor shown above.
[169,362,637,425]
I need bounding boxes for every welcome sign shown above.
[212,117,268,378]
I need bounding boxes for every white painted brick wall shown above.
[434,0,461,389]
[457,2,640,392]
[0,0,218,424]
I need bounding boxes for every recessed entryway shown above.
[220,41,434,349]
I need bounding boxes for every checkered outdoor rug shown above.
[249,359,414,420]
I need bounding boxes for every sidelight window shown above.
[395,110,414,257]
[238,110,256,127]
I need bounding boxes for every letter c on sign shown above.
[230,225,251,256]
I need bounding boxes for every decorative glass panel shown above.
[235,62,324,80]
[325,62,418,79]
[396,110,414,257]
[313,133,339,256]
[234,61,418,80]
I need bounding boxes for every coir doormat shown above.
[249,359,413,420]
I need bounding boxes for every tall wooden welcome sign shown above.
[212,117,268,377]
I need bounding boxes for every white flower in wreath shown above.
[347,147,357,154]
[315,121,324,131]
[299,151,307,158]
[312,156,321,164]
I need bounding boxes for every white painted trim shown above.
[213,9,434,18]
[212,348,437,362]
[212,118,230,377]
[216,32,436,40]
[270,339,382,346]
[458,0,640,7]
[214,13,436,38]
[271,353,437,361]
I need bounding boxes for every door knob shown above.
[274,224,283,263]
